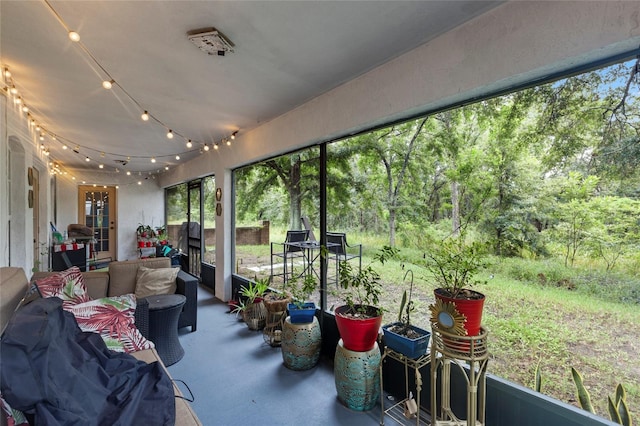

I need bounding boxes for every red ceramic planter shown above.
[334,305,382,352]
[434,288,485,336]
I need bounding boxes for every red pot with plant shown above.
[335,305,382,352]
[426,236,488,338]
[334,246,398,352]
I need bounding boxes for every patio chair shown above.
[326,232,362,287]
[300,216,317,242]
[270,230,309,282]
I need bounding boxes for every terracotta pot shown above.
[434,288,485,336]
[334,305,382,352]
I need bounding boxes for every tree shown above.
[349,118,429,246]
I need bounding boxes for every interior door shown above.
[78,186,117,262]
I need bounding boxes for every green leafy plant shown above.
[240,279,269,304]
[571,367,633,425]
[397,269,415,327]
[289,274,318,309]
[337,245,399,316]
[425,236,488,299]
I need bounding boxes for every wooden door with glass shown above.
[78,186,117,263]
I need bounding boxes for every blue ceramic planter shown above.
[382,322,431,359]
[287,302,316,324]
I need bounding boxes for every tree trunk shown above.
[389,209,396,246]
[289,156,302,230]
[451,180,460,236]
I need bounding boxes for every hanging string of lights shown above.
[2,1,239,183]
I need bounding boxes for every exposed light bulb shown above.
[151,157,156,163]
[68,31,80,42]
[40,143,45,149]
[10,86,17,95]
[165,166,169,170]
[4,69,11,78]
[213,143,219,150]
[39,135,44,141]
[85,157,90,162]
[141,111,149,121]
[203,144,210,151]
[102,79,114,89]
[175,155,180,160]
[22,105,29,113]
[35,125,41,131]
[186,140,193,148]
[231,131,237,140]
[138,181,142,185]
[99,164,104,169]
[126,171,131,176]
[226,138,231,146]
[166,130,174,139]
[115,185,119,189]
[72,176,76,180]
[62,145,68,150]
[14,97,22,105]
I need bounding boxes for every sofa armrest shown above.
[175,270,198,332]
[135,296,150,339]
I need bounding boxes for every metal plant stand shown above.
[430,326,488,426]
[379,347,431,425]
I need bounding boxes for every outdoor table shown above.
[284,240,339,282]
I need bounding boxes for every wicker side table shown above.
[148,294,187,366]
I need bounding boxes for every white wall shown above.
[116,181,164,261]
[159,1,640,301]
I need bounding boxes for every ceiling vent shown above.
[187,27,234,56]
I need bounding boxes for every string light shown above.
[3,15,242,181]
[226,138,231,146]
[213,143,219,150]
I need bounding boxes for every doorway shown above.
[78,186,117,263]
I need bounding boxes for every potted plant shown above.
[260,276,291,346]
[426,236,487,337]
[287,273,318,324]
[155,225,168,245]
[382,269,431,359]
[334,246,398,352]
[239,279,269,331]
[281,274,321,370]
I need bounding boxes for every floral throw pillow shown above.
[34,266,91,309]
[67,294,154,353]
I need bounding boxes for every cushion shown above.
[1,395,28,426]
[135,266,179,299]
[34,266,91,309]
[67,294,154,353]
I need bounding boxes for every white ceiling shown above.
[1,1,502,174]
